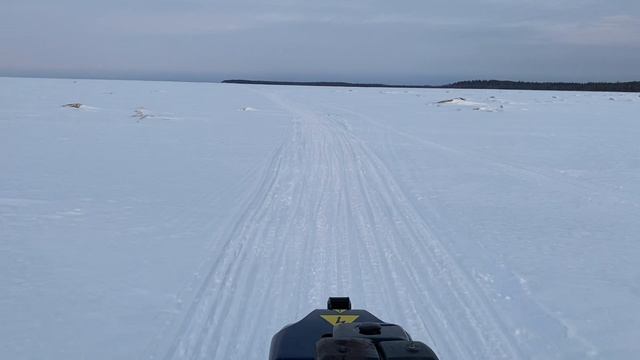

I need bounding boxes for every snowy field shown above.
[1,77,639,359]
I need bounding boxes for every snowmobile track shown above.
[159,92,528,359]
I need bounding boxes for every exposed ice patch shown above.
[61,103,99,111]
[133,107,152,120]
[132,107,180,121]
[62,103,83,109]
[436,97,471,105]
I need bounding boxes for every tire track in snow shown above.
[157,92,526,359]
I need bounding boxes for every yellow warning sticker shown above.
[320,315,359,326]
[334,309,347,313]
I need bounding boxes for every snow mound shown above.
[436,97,504,112]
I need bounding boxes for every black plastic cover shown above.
[269,309,383,360]
[327,297,352,310]
[316,338,380,360]
[378,341,440,360]
[332,323,411,343]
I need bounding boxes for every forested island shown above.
[222,79,640,93]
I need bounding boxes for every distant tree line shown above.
[222,79,640,93]
[444,80,640,93]
[221,79,427,88]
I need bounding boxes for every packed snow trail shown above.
[4,78,639,360]
[156,92,540,360]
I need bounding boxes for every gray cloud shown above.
[545,15,640,47]
[1,0,639,83]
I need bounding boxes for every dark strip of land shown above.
[222,79,428,88]
[222,79,640,93]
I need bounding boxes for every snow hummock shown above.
[1,77,639,360]
[436,97,506,112]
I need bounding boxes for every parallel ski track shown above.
[159,92,525,359]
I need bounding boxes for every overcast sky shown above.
[2,0,639,84]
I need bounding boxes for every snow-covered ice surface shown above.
[1,77,639,359]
